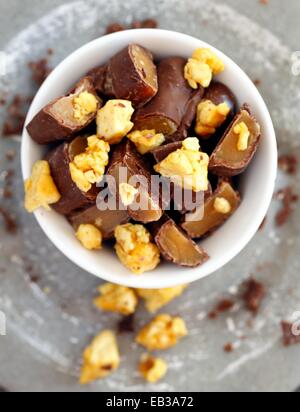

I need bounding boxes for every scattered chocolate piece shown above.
[253,79,261,87]
[242,278,266,314]
[28,57,52,86]
[2,169,15,200]
[5,150,16,162]
[0,206,18,234]
[259,0,269,5]
[106,23,126,34]
[258,216,267,231]
[47,48,54,56]
[281,321,300,347]
[131,19,158,29]
[216,299,235,312]
[278,154,298,175]
[275,187,298,227]
[208,298,235,320]
[2,95,30,137]
[118,314,135,334]
[223,343,234,353]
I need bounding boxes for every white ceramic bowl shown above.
[21,29,277,289]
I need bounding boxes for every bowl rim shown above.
[21,29,278,289]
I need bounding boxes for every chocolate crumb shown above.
[0,206,18,234]
[47,48,54,56]
[5,150,16,162]
[253,79,261,86]
[223,343,234,353]
[275,187,298,227]
[242,278,266,314]
[216,299,235,312]
[259,0,269,4]
[117,314,135,333]
[106,23,125,34]
[208,298,235,319]
[208,311,218,319]
[278,154,298,175]
[281,321,300,346]
[258,216,267,231]
[131,19,158,29]
[2,95,31,137]
[28,58,52,86]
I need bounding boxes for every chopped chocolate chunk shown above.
[118,314,135,334]
[253,79,261,87]
[28,57,52,86]
[150,215,209,267]
[27,77,101,145]
[134,57,204,136]
[0,206,18,234]
[106,44,158,107]
[209,105,261,176]
[278,154,298,175]
[106,23,125,34]
[223,343,234,353]
[281,321,300,347]
[242,278,266,313]
[275,187,298,227]
[208,311,218,320]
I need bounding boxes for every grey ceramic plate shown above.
[0,0,300,392]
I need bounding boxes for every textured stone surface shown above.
[0,0,300,392]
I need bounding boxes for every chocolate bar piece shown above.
[47,136,99,215]
[134,57,204,135]
[205,81,237,117]
[209,105,261,176]
[150,215,209,267]
[102,44,158,107]
[107,140,163,223]
[181,181,240,238]
[151,141,183,163]
[27,77,101,145]
[68,203,129,240]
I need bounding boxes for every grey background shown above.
[0,0,300,392]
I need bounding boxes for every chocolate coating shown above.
[27,77,101,145]
[47,137,99,215]
[150,215,209,267]
[106,44,158,107]
[134,57,204,136]
[204,81,237,117]
[107,140,163,223]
